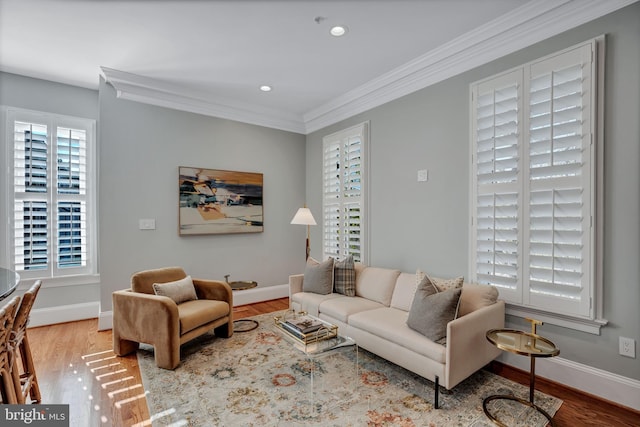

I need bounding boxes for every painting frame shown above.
[178,166,264,235]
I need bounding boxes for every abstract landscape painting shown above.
[179,166,263,235]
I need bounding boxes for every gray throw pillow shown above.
[334,255,356,296]
[302,257,334,294]
[407,282,462,342]
[152,275,198,304]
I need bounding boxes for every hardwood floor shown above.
[26,298,639,426]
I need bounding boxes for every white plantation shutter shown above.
[471,40,597,319]
[8,109,95,279]
[475,73,520,186]
[13,121,50,271]
[323,139,342,258]
[475,192,520,295]
[524,44,593,316]
[473,70,522,302]
[323,123,368,263]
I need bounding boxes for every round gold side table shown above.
[484,318,560,427]
[225,275,259,332]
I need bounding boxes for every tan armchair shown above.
[112,267,233,369]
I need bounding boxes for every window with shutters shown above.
[470,38,604,330]
[322,122,369,263]
[3,108,97,282]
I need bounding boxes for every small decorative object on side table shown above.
[225,274,259,332]
[483,318,560,427]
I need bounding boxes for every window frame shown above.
[469,37,606,334]
[2,107,99,287]
[322,122,370,264]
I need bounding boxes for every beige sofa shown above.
[289,264,505,408]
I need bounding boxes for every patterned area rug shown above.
[138,312,562,426]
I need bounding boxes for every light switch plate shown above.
[139,219,156,230]
[417,169,429,182]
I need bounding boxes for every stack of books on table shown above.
[274,311,339,344]
[281,315,324,338]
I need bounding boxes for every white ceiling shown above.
[0,0,636,133]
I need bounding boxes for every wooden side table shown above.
[483,318,560,426]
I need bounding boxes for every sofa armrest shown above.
[445,300,505,388]
[112,289,180,346]
[193,279,233,305]
[289,274,304,300]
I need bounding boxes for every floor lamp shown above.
[291,206,316,260]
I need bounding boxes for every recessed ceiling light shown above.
[260,85,272,92]
[330,25,348,37]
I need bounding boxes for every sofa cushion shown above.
[178,299,229,334]
[458,284,499,317]
[319,296,385,323]
[291,292,342,317]
[302,257,334,294]
[356,267,400,306]
[152,275,197,304]
[349,307,446,364]
[390,272,419,311]
[407,287,462,341]
[334,255,356,296]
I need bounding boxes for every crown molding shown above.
[303,0,638,134]
[101,0,637,135]
[100,67,306,134]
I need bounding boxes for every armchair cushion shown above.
[178,299,230,334]
[153,275,197,304]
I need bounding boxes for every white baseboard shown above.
[232,283,289,306]
[498,352,640,411]
[96,283,290,331]
[29,302,100,328]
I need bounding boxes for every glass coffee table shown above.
[483,318,560,426]
[273,310,357,355]
[272,310,359,421]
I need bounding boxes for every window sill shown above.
[17,274,100,291]
[506,304,608,335]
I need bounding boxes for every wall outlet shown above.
[417,169,429,182]
[139,218,156,230]
[619,336,636,358]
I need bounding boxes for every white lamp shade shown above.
[290,207,317,226]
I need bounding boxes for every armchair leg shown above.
[214,321,233,338]
[155,345,181,370]
[114,337,139,356]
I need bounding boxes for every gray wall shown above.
[0,72,307,315]
[0,72,101,309]
[306,3,640,380]
[98,79,307,312]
